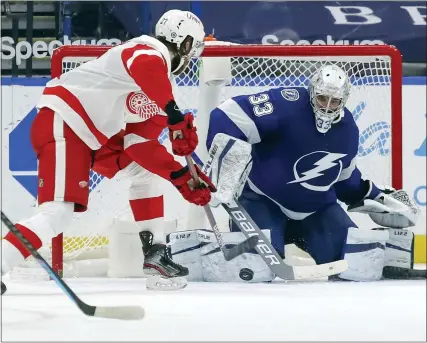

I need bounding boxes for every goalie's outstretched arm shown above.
[334,159,381,205]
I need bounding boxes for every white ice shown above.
[1,274,426,341]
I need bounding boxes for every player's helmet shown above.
[309,65,351,133]
[155,10,205,75]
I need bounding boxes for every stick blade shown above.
[223,236,259,261]
[93,306,145,320]
[383,266,427,279]
[293,260,348,280]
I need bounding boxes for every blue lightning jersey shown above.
[206,87,380,220]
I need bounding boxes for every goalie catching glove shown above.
[170,165,216,206]
[348,185,420,228]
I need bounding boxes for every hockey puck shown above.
[239,268,254,281]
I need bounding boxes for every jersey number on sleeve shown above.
[248,94,274,117]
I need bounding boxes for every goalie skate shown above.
[140,231,188,291]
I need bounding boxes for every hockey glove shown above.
[167,113,198,156]
[170,165,216,206]
[348,186,420,228]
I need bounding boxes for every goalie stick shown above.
[383,266,426,280]
[1,211,145,320]
[190,151,347,280]
[185,156,258,261]
[222,200,349,280]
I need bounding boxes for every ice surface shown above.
[1,275,426,341]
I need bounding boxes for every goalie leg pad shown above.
[167,229,275,282]
[375,228,414,271]
[339,227,389,281]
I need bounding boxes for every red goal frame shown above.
[50,44,403,276]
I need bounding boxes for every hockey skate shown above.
[139,231,188,291]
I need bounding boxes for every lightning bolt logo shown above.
[288,151,347,192]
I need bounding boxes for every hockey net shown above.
[13,43,402,278]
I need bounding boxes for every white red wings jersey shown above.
[36,35,175,150]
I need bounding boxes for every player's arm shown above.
[206,90,282,150]
[123,119,181,180]
[121,45,197,156]
[123,119,215,206]
[339,160,421,228]
[334,158,381,205]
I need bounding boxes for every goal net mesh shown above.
[21,43,398,275]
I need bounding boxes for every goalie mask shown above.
[309,65,351,133]
[155,10,205,75]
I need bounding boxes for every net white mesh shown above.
[17,43,397,277]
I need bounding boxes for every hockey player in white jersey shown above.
[1,10,217,294]
[171,64,421,283]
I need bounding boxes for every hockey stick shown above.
[185,156,258,261]
[222,200,349,280]
[383,266,426,279]
[1,211,145,320]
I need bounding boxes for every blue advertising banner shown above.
[108,1,426,63]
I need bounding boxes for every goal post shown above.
[34,43,404,277]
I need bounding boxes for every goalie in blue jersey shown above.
[200,65,420,282]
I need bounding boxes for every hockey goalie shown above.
[1,9,217,295]
[168,64,422,283]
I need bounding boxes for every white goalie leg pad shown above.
[166,230,204,281]
[204,133,253,206]
[376,228,414,270]
[339,227,389,281]
[168,229,275,282]
[201,230,275,282]
[107,218,145,278]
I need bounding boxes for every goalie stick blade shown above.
[93,306,145,320]
[292,260,349,280]
[383,266,427,280]
[223,235,259,261]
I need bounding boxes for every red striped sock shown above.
[4,224,43,258]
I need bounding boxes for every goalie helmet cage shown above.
[48,44,402,277]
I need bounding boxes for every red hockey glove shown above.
[170,165,216,206]
[167,113,198,156]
